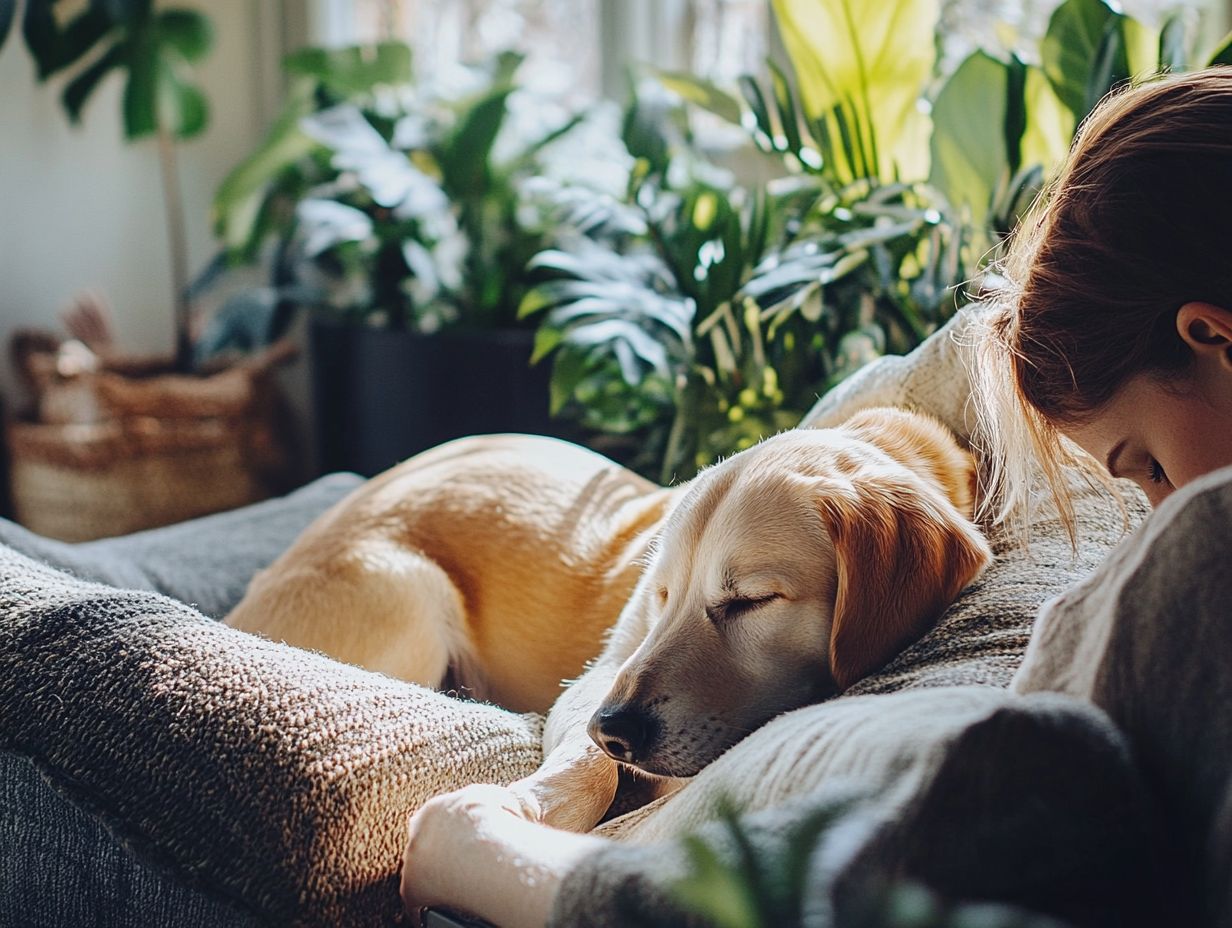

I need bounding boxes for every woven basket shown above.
[5,345,292,542]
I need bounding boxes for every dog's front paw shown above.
[509,754,618,833]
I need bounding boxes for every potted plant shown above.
[2,2,298,539]
[522,15,967,483]
[212,43,606,475]
[523,0,1232,485]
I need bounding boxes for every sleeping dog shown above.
[226,408,991,923]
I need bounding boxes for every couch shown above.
[1,314,1223,927]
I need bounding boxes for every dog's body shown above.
[228,408,991,852]
[228,435,678,713]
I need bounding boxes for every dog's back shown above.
[227,434,676,712]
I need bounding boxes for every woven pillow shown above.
[0,546,542,927]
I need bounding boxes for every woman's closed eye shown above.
[1148,457,1169,485]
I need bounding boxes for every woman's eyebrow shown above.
[1106,439,1128,477]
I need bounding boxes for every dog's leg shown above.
[508,582,659,832]
[227,543,471,690]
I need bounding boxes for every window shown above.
[938,0,1218,70]
[318,0,772,106]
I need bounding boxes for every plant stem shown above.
[660,374,691,485]
[157,128,193,373]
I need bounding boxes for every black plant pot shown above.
[310,318,566,477]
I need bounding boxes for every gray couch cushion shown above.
[0,473,362,618]
[0,545,543,927]
[550,688,1164,928]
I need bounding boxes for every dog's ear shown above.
[815,474,992,691]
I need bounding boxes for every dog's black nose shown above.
[588,705,658,763]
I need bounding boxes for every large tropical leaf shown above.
[650,69,743,125]
[437,86,513,195]
[771,0,937,181]
[1040,0,1152,121]
[212,82,319,254]
[1207,30,1232,66]
[1158,12,1188,72]
[929,51,1011,231]
[283,41,412,98]
[1019,65,1074,175]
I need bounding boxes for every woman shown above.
[979,67,1232,521]
[403,69,1232,927]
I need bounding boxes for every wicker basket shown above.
[5,343,293,542]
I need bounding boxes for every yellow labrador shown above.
[227,408,991,923]
[395,408,991,927]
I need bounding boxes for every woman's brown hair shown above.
[976,67,1232,533]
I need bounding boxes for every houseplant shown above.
[2,2,298,539]
[522,0,967,483]
[3,0,214,372]
[212,43,604,475]
[525,0,1232,485]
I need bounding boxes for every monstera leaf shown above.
[20,0,213,140]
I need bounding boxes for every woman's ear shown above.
[816,474,993,692]
[1177,302,1232,370]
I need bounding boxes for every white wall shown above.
[0,1,280,403]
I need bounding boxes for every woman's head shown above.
[980,67,1232,523]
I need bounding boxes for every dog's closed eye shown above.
[705,593,782,625]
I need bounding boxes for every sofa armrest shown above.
[0,472,362,618]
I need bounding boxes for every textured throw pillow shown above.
[0,547,542,927]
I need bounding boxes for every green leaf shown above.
[122,28,160,138]
[1003,53,1027,176]
[22,2,113,80]
[768,59,805,159]
[1121,14,1159,77]
[52,5,113,76]
[161,66,208,138]
[62,40,125,122]
[651,69,743,125]
[0,0,14,51]
[156,8,212,62]
[772,0,937,180]
[738,75,776,151]
[212,83,318,251]
[531,325,563,363]
[1085,17,1129,116]
[283,41,412,97]
[929,50,1009,232]
[673,835,763,928]
[1158,12,1187,72]
[21,0,61,78]
[438,87,512,194]
[1041,0,1120,118]
[1019,64,1073,174]
[549,348,592,415]
[1207,30,1232,67]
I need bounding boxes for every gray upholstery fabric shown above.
[0,477,359,928]
[1013,463,1232,928]
[0,544,542,928]
[0,472,362,618]
[0,753,260,928]
[549,689,1163,928]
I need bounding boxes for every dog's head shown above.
[588,410,992,778]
